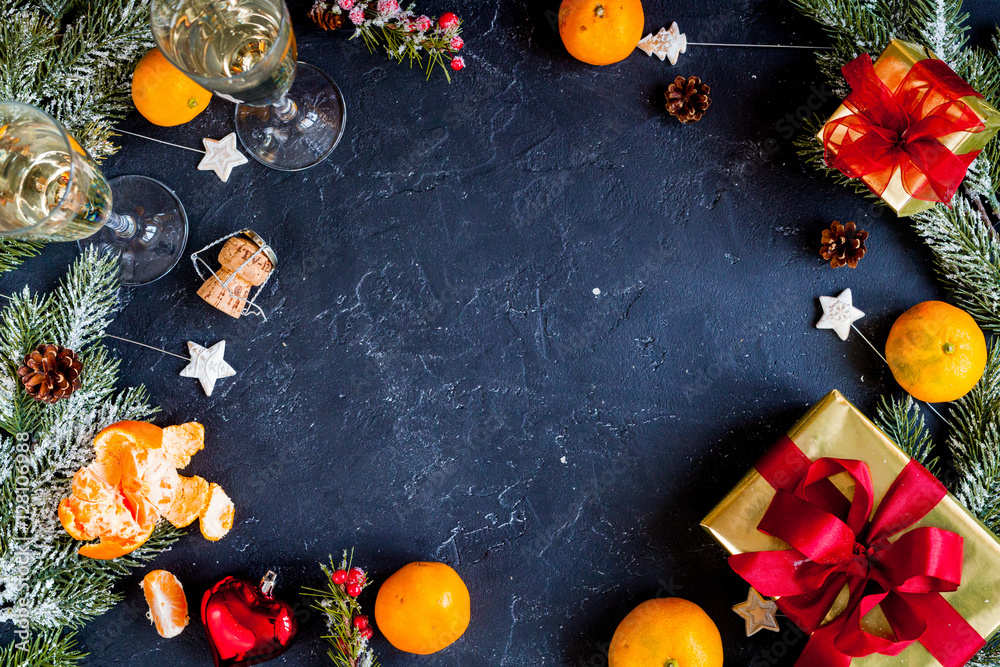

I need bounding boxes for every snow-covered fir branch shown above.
[0,250,182,664]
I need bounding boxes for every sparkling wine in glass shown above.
[0,102,188,285]
[152,0,346,171]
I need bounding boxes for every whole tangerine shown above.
[885,301,987,403]
[374,561,470,654]
[608,598,723,667]
[558,0,645,66]
[132,49,211,127]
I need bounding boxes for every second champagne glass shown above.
[0,101,188,285]
[151,0,346,171]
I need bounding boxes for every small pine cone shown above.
[309,4,345,30]
[820,221,868,269]
[17,344,83,404]
[665,75,712,124]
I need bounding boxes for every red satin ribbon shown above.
[823,53,985,205]
[730,436,984,667]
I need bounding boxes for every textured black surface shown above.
[5,0,999,665]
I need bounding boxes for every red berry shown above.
[360,627,374,641]
[346,582,362,597]
[346,567,366,586]
[353,615,369,630]
[451,56,465,71]
[331,569,348,585]
[438,12,460,31]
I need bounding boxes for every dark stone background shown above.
[4,0,998,664]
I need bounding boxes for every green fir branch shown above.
[0,0,152,159]
[0,249,179,654]
[0,629,84,667]
[0,241,43,277]
[949,344,1000,533]
[876,395,939,475]
[911,199,1000,334]
[906,0,969,68]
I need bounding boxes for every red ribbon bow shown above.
[730,437,984,667]
[823,52,985,205]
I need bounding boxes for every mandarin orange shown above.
[132,49,211,127]
[559,0,644,66]
[375,562,470,655]
[608,598,723,667]
[885,301,987,403]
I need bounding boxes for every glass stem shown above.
[103,211,137,239]
[272,95,298,122]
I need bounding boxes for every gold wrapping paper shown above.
[818,39,1000,217]
[701,390,1000,666]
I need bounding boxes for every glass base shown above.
[234,62,347,171]
[78,175,188,286]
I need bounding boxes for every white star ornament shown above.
[180,340,236,396]
[198,132,248,182]
[816,288,865,341]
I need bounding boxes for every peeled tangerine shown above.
[59,420,235,560]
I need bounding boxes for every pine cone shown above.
[309,4,345,31]
[666,75,712,124]
[820,221,869,269]
[17,344,83,404]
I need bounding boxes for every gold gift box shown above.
[701,390,1000,666]
[818,39,1000,217]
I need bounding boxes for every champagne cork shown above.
[197,235,274,318]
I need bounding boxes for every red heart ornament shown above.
[201,571,298,667]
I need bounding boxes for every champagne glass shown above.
[0,102,188,285]
[151,0,346,171]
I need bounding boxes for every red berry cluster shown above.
[331,567,374,640]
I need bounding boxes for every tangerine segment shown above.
[78,493,157,560]
[142,570,190,638]
[161,422,205,469]
[200,484,234,541]
[59,497,97,541]
[93,421,164,486]
[163,475,210,528]
[375,562,470,655]
[71,466,119,504]
[608,598,723,667]
[121,489,159,540]
[121,447,180,515]
[60,494,132,540]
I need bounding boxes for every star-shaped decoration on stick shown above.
[816,288,865,341]
[733,588,780,636]
[180,341,236,396]
[198,132,248,182]
[637,22,688,65]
